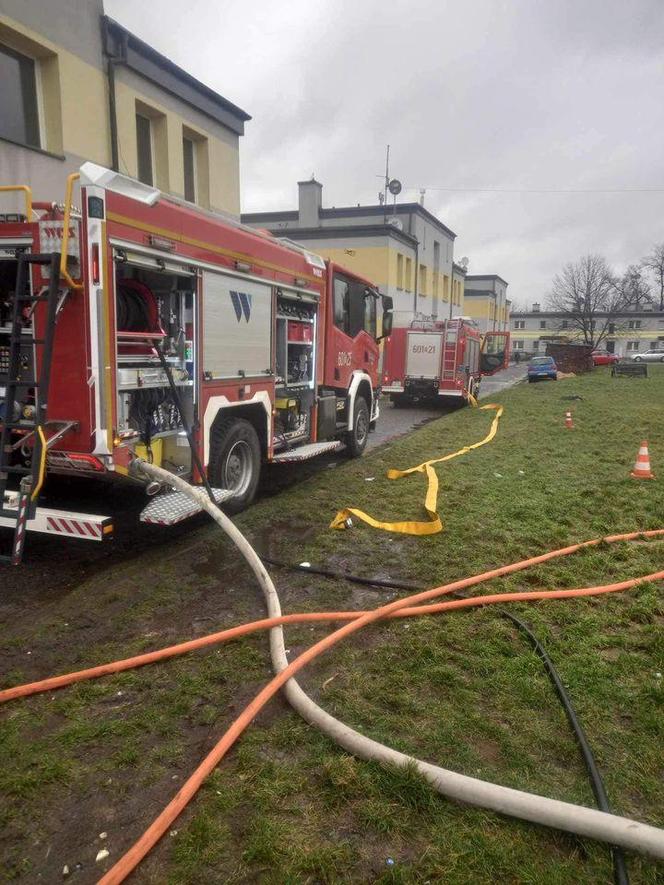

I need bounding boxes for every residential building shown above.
[463,274,510,333]
[242,180,461,327]
[0,1,250,216]
[510,302,664,358]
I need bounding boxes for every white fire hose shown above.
[133,460,664,860]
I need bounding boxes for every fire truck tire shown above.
[208,417,261,513]
[345,396,369,458]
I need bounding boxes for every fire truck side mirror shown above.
[379,295,393,340]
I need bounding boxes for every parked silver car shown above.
[630,349,664,363]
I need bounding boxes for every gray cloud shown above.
[106,0,664,302]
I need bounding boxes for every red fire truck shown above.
[0,163,392,562]
[381,316,509,406]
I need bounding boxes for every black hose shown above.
[499,609,629,885]
[152,343,216,505]
[261,554,629,884]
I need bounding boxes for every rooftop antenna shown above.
[383,145,390,223]
[419,188,426,206]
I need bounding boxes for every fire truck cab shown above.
[0,164,392,559]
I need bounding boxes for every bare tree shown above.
[619,264,651,309]
[641,243,664,310]
[548,254,637,348]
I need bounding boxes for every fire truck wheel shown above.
[346,396,369,458]
[209,417,261,513]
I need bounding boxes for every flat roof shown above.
[243,202,456,240]
[465,274,509,287]
[264,223,419,249]
[102,17,251,136]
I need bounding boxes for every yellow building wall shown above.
[463,295,493,322]
[0,15,111,164]
[115,80,240,215]
[313,245,391,290]
[0,14,240,216]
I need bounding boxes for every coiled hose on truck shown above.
[2,462,663,883]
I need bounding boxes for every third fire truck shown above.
[0,163,392,562]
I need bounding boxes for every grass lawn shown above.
[1,367,663,883]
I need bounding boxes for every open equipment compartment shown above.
[112,250,197,477]
[273,287,317,449]
[0,243,36,434]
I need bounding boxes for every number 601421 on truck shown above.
[0,164,392,563]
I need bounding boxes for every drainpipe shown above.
[102,20,128,173]
[413,241,419,314]
[449,263,455,321]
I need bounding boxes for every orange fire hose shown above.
[2,529,663,883]
[99,531,664,883]
[101,569,664,883]
[3,528,662,707]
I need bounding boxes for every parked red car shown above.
[592,350,620,366]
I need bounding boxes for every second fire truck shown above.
[381,316,510,406]
[0,163,392,561]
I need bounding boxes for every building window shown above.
[183,136,196,202]
[136,113,154,186]
[561,320,568,329]
[419,264,427,296]
[650,341,659,350]
[539,320,546,329]
[514,320,525,329]
[628,320,641,330]
[626,341,640,351]
[0,44,41,148]
[513,340,524,350]
[405,257,412,292]
[443,275,449,302]
[532,340,540,351]
[608,322,615,334]
[396,254,404,290]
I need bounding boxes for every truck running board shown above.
[140,487,235,526]
[271,441,343,463]
[0,492,113,542]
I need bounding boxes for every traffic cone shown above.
[630,441,655,479]
[564,410,574,429]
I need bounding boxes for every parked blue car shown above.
[527,355,558,382]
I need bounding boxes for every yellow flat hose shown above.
[330,402,503,535]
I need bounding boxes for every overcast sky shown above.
[106,0,664,305]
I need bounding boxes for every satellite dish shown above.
[388,178,402,196]
[387,217,403,231]
[460,256,469,270]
